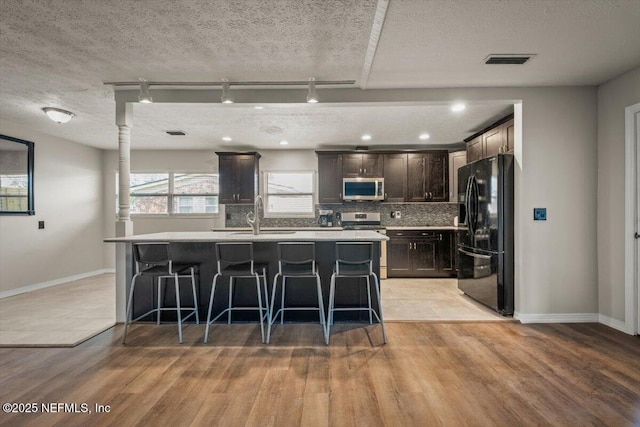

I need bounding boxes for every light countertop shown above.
[104,230,389,243]
[385,226,461,231]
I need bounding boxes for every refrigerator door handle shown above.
[464,176,472,226]
[458,248,492,259]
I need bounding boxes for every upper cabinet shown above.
[342,153,383,178]
[383,153,408,202]
[317,153,343,203]
[317,150,449,203]
[465,114,514,163]
[448,150,467,202]
[407,152,449,202]
[217,152,260,204]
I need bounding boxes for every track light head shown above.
[221,78,234,104]
[306,77,318,103]
[138,78,153,103]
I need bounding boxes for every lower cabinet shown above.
[387,230,456,278]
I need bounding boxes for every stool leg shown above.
[228,276,233,325]
[267,273,280,344]
[327,273,336,343]
[175,274,183,344]
[262,268,270,324]
[122,274,139,344]
[204,273,220,343]
[255,272,265,343]
[366,276,373,325]
[372,273,387,344]
[280,276,286,325]
[157,277,163,325]
[316,273,328,345]
[191,267,199,324]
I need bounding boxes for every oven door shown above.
[457,246,502,312]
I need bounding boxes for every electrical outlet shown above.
[390,211,396,218]
[395,211,401,219]
[38,220,45,229]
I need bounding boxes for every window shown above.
[264,171,315,217]
[117,172,218,215]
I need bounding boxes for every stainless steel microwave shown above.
[342,178,385,201]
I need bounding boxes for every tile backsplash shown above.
[225,202,458,228]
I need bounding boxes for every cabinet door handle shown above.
[339,192,342,200]
[364,168,367,174]
[359,168,362,174]
[408,242,411,250]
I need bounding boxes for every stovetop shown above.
[342,224,384,230]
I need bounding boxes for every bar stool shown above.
[204,242,270,344]
[123,242,199,344]
[327,242,387,344]
[266,242,328,344]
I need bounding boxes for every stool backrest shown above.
[335,242,374,275]
[215,242,254,271]
[133,242,171,273]
[277,242,316,274]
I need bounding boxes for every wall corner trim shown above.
[598,314,634,335]
[0,270,113,299]
[514,312,599,323]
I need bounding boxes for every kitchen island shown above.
[105,230,388,323]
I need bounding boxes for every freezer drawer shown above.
[457,247,511,315]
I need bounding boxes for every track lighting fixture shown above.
[42,107,75,123]
[306,77,318,103]
[221,78,234,104]
[138,78,153,103]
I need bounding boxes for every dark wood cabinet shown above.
[387,230,456,278]
[217,152,260,204]
[383,153,407,202]
[317,150,448,203]
[343,153,383,178]
[406,152,449,202]
[317,153,343,203]
[465,114,514,163]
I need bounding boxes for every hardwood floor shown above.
[0,322,638,426]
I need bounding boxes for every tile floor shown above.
[381,278,511,321]
[0,274,509,347]
[0,274,116,347]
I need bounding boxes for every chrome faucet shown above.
[246,195,263,235]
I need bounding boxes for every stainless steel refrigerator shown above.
[457,154,514,315]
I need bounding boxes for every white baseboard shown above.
[514,312,599,323]
[598,314,633,335]
[0,269,114,299]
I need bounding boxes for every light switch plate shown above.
[533,208,547,221]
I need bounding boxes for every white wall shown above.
[0,122,104,295]
[597,66,640,322]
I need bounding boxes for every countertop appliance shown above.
[342,178,384,201]
[457,154,514,315]
[341,212,387,279]
[317,209,334,227]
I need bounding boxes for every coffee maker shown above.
[317,209,334,227]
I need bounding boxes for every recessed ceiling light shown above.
[254,106,264,110]
[280,140,289,145]
[419,133,430,140]
[451,103,466,112]
[361,134,372,141]
[222,136,232,142]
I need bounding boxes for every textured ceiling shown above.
[130,102,513,150]
[0,0,638,150]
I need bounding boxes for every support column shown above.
[115,102,134,323]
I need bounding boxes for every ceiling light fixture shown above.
[254,106,264,110]
[306,77,318,103]
[221,78,234,104]
[419,133,430,140]
[361,134,372,141]
[451,103,466,112]
[279,140,289,145]
[42,107,75,124]
[138,78,153,103]
[222,136,232,142]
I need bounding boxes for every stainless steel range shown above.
[340,212,387,279]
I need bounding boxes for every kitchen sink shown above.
[231,231,296,235]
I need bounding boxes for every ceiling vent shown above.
[484,54,534,65]
[165,130,186,136]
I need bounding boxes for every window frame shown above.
[262,170,316,219]
[116,171,220,218]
